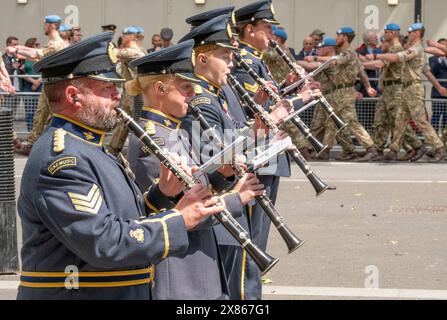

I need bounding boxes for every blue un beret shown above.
[59,24,71,33]
[385,23,401,31]
[318,38,337,48]
[130,39,199,83]
[235,0,279,26]
[133,26,144,34]
[337,26,355,34]
[186,6,236,29]
[408,23,424,33]
[273,27,288,41]
[123,26,140,35]
[33,32,124,84]
[45,15,62,24]
[179,14,237,50]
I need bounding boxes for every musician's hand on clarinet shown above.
[270,100,293,124]
[285,72,299,86]
[271,130,290,143]
[175,185,224,230]
[217,164,236,178]
[158,153,191,197]
[233,173,265,205]
[300,88,321,103]
[234,154,248,172]
[253,81,277,105]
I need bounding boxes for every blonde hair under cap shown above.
[125,74,174,96]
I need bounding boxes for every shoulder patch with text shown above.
[48,157,77,175]
[190,97,212,107]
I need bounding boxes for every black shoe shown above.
[429,148,446,163]
[356,147,378,162]
[410,145,427,162]
[299,148,311,161]
[371,151,384,162]
[398,150,416,162]
[335,151,357,161]
[384,151,397,162]
[316,148,330,161]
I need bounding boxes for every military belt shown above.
[334,82,355,91]
[383,80,402,87]
[20,266,154,288]
[403,80,422,88]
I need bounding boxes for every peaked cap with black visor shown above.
[33,32,124,84]
[234,0,279,26]
[179,14,238,50]
[129,39,199,83]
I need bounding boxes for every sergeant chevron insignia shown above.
[243,82,259,93]
[68,184,103,214]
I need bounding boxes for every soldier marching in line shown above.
[308,27,379,162]
[369,23,447,162]
[362,23,426,162]
[263,26,312,160]
[7,15,68,156]
[298,38,357,161]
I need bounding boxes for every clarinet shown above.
[227,75,330,197]
[269,39,347,132]
[188,104,304,254]
[115,107,279,275]
[233,51,327,155]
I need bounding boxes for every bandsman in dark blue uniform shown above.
[16,32,223,300]
[125,40,264,300]
[179,12,293,300]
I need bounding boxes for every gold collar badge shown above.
[84,131,95,141]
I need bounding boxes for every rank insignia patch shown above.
[68,184,103,215]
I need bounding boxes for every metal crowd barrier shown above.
[2,76,447,145]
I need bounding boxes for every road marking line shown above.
[0,281,19,290]
[263,286,447,299]
[2,281,445,300]
[283,179,447,184]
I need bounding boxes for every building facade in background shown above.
[1,0,446,52]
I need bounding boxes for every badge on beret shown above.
[108,42,117,64]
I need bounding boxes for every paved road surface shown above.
[2,157,446,300]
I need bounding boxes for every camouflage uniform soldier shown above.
[301,38,356,160]
[374,23,446,162]
[311,27,379,162]
[107,27,147,156]
[8,15,67,156]
[364,24,424,161]
[263,26,310,158]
